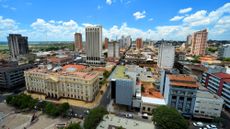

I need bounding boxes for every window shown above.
[143,107,146,111]
[148,107,151,111]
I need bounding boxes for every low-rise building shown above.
[24,64,99,102]
[201,72,230,109]
[0,61,34,89]
[193,89,224,118]
[164,75,198,116]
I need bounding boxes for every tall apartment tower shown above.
[104,37,109,49]
[187,35,192,45]
[7,34,29,60]
[85,26,103,64]
[108,41,120,58]
[136,38,143,49]
[74,33,82,51]
[157,43,175,69]
[119,35,131,49]
[191,29,208,56]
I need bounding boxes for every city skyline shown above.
[0,0,230,41]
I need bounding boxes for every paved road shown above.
[100,84,111,108]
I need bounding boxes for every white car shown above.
[206,124,217,129]
[193,122,204,127]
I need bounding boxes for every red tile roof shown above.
[213,72,230,79]
[168,75,199,88]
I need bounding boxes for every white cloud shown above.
[1,4,16,11]
[106,0,112,5]
[179,7,192,14]
[133,11,146,20]
[170,16,184,21]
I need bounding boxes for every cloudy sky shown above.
[0,0,230,41]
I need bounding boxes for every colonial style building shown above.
[24,64,100,102]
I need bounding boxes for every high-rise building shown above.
[104,37,109,49]
[74,33,82,51]
[119,36,132,49]
[108,41,119,59]
[85,26,103,64]
[164,74,198,116]
[218,44,230,59]
[157,43,175,69]
[190,29,208,56]
[7,34,29,60]
[136,38,143,49]
[186,35,192,45]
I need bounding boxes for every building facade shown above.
[187,35,192,45]
[108,41,120,59]
[136,38,143,49]
[85,26,103,64]
[0,62,34,89]
[119,36,132,49]
[74,33,82,51]
[157,43,175,69]
[25,64,100,102]
[218,44,230,59]
[104,37,109,49]
[201,72,230,109]
[193,90,224,118]
[7,34,29,60]
[164,75,198,116]
[190,29,208,56]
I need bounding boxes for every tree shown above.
[84,107,108,129]
[141,85,145,92]
[45,102,60,117]
[152,106,188,129]
[65,123,82,129]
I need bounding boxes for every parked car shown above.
[125,113,133,118]
[193,122,204,127]
[199,128,207,129]
[206,124,217,129]
[142,113,148,119]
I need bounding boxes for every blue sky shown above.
[0,0,230,41]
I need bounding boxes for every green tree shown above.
[65,123,82,129]
[152,106,188,129]
[45,102,60,117]
[141,85,145,92]
[84,107,108,129]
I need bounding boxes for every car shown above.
[193,122,204,127]
[84,110,90,115]
[142,113,148,119]
[206,124,217,129]
[73,113,78,118]
[125,113,133,118]
[199,128,207,129]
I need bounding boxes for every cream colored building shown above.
[193,90,224,118]
[24,65,100,102]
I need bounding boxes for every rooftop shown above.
[197,90,223,101]
[213,72,230,79]
[141,82,163,99]
[111,66,129,79]
[26,64,98,80]
[168,75,199,88]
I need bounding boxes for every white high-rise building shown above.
[157,43,175,69]
[119,36,131,49]
[108,41,119,58]
[85,26,103,64]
